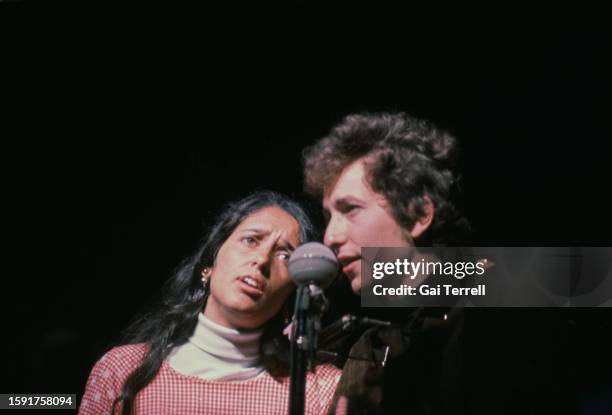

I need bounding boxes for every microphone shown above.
[288,242,339,287]
[287,242,339,415]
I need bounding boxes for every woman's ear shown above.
[201,267,212,281]
[409,196,435,240]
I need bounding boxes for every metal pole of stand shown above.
[289,285,308,415]
[286,242,338,415]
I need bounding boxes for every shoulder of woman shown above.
[308,363,343,393]
[304,364,343,414]
[87,343,148,385]
[98,343,147,366]
[79,344,148,414]
[314,363,343,379]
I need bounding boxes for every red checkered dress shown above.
[79,343,341,415]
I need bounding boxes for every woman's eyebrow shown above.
[241,228,296,251]
[241,227,265,234]
[278,239,296,252]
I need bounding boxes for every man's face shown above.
[323,159,411,294]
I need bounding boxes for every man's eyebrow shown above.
[323,196,361,215]
[334,196,362,207]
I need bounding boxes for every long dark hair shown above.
[111,191,315,415]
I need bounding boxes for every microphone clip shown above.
[292,284,329,372]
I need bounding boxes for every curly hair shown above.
[303,112,470,245]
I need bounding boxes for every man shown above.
[303,112,469,414]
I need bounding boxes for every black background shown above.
[1,1,611,413]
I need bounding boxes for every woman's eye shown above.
[276,251,291,261]
[241,236,258,246]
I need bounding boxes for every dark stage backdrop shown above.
[1,2,611,414]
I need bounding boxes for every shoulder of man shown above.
[332,308,464,414]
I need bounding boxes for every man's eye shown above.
[343,205,361,214]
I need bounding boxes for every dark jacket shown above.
[328,307,464,415]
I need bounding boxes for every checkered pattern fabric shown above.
[79,344,341,415]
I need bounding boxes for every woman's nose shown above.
[252,239,277,276]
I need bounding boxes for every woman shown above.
[79,191,341,415]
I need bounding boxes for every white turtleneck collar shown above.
[167,313,265,381]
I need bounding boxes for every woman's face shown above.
[203,206,301,330]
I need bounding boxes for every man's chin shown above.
[350,276,362,295]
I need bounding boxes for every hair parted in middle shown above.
[112,190,315,415]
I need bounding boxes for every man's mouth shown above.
[339,257,360,276]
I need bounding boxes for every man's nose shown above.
[324,215,347,251]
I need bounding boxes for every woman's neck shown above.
[167,313,265,381]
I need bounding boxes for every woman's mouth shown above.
[237,276,264,297]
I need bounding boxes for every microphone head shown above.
[288,242,339,288]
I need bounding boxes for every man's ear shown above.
[409,196,435,240]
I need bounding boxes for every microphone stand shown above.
[289,284,328,415]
